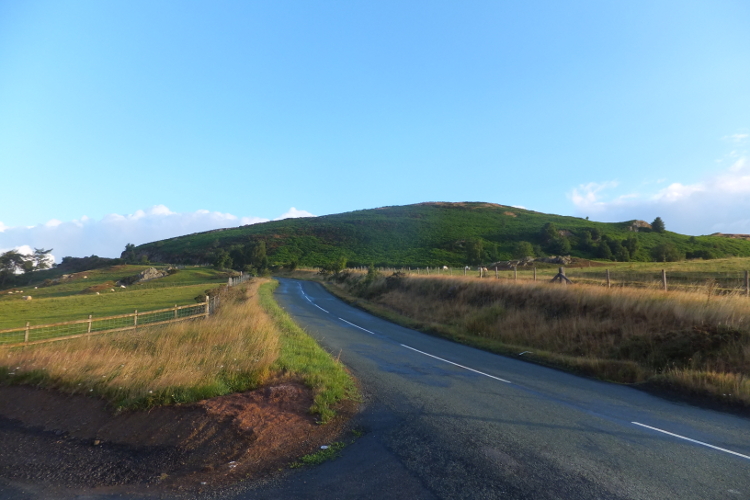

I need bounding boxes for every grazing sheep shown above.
[110,288,115,292]
[442,266,449,270]
[23,296,31,301]
[120,285,126,288]
[95,292,100,295]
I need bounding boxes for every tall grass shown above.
[0,278,358,420]
[327,271,750,407]
[0,281,279,409]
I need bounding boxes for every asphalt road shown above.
[230,278,750,500]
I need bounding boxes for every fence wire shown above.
[0,303,208,345]
[0,270,254,346]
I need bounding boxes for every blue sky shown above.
[1,1,749,260]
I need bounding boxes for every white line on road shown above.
[300,288,329,313]
[401,344,512,384]
[339,318,375,335]
[631,422,750,461]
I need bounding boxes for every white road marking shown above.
[401,344,512,383]
[631,422,750,461]
[300,288,329,313]
[339,318,375,335]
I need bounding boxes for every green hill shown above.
[130,202,750,269]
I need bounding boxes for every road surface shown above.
[232,278,750,500]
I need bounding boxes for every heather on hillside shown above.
[131,202,750,269]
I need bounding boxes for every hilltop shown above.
[130,202,750,269]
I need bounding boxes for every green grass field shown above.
[0,266,228,330]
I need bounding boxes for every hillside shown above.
[131,202,750,268]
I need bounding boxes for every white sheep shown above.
[110,288,115,292]
[95,292,100,295]
[23,296,31,301]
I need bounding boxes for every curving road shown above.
[233,278,750,500]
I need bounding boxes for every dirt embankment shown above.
[0,381,353,497]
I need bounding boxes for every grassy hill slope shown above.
[132,202,750,268]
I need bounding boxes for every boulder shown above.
[629,220,652,232]
[137,267,168,282]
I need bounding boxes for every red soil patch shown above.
[0,382,353,496]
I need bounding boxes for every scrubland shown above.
[323,270,750,408]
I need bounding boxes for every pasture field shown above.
[0,279,358,419]
[0,266,228,329]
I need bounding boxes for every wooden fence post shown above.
[662,269,668,292]
[174,305,178,320]
[514,265,517,281]
[205,295,210,317]
[87,314,92,333]
[745,270,749,297]
[464,267,467,276]
[134,310,138,329]
[495,266,498,279]
[606,269,610,288]
[24,322,29,343]
[533,267,537,281]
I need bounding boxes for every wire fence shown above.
[0,299,216,346]
[343,266,750,296]
[0,269,253,346]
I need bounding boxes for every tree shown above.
[32,248,53,271]
[540,222,558,243]
[213,249,232,269]
[0,250,26,287]
[548,237,571,256]
[512,241,535,259]
[123,243,137,263]
[624,235,640,257]
[250,241,269,273]
[651,217,665,233]
[465,238,484,265]
[651,242,683,262]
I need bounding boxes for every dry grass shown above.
[325,271,750,407]
[0,280,279,409]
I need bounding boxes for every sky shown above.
[1,1,749,261]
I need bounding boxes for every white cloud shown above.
[274,207,315,220]
[724,133,749,143]
[569,155,750,234]
[568,181,621,208]
[0,206,316,262]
